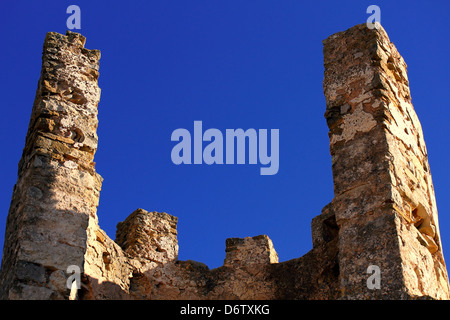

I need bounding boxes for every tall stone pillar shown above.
[322,24,449,299]
[0,31,102,299]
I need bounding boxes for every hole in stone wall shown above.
[322,214,339,244]
[102,252,111,271]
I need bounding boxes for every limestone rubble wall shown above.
[0,24,448,300]
[322,23,449,299]
[0,31,103,299]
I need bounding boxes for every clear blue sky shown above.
[0,0,449,269]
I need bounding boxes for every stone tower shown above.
[0,24,448,300]
[320,23,449,299]
[0,31,103,299]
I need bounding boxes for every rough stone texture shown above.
[322,23,449,299]
[0,31,102,299]
[81,213,132,300]
[224,235,278,267]
[1,24,449,300]
[116,209,179,269]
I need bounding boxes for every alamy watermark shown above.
[367,264,381,290]
[66,265,81,299]
[366,5,381,29]
[171,121,279,175]
[66,5,81,30]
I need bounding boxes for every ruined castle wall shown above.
[81,213,133,299]
[322,24,449,299]
[114,212,281,300]
[124,218,339,300]
[1,24,449,300]
[0,31,103,299]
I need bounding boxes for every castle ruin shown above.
[0,23,448,300]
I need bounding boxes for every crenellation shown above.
[223,235,278,267]
[116,209,179,269]
[0,23,449,300]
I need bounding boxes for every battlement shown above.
[224,235,278,267]
[116,209,179,265]
[0,24,448,300]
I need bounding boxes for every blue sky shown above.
[0,0,449,269]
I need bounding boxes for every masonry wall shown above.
[0,31,102,299]
[322,23,449,299]
[0,24,449,300]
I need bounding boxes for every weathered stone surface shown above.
[81,215,133,300]
[1,24,449,300]
[0,30,102,300]
[224,235,278,267]
[321,23,449,299]
[116,209,179,269]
